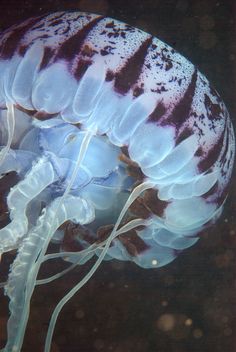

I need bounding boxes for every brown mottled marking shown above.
[105,69,114,81]
[81,44,98,57]
[114,37,152,94]
[16,105,58,121]
[97,224,150,256]
[34,111,58,120]
[119,229,150,256]
[175,127,193,145]
[128,197,151,219]
[143,189,169,217]
[219,128,229,166]
[0,15,46,60]
[119,151,139,168]
[97,224,114,243]
[148,102,166,123]
[61,222,95,252]
[17,107,57,122]
[119,147,145,181]
[40,47,55,70]
[198,125,226,172]
[204,94,223,120]
[163,69,198,128]
[55,16,103,61]
[74,59,92,80]
[61,227,84,253]
[133,85,144,97]
[15,105,37,116]
[18,45,28,56]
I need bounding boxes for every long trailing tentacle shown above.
[0,245,98,289]
[2,194,94,352]
[37,246,98,285]
[0,250,94,289]
[44,181,154,352]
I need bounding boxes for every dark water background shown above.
[0,1,235,351]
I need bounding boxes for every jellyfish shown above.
[0,11,234,352]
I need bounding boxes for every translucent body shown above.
[0,11,234,352]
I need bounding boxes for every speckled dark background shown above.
[0,1,235,352]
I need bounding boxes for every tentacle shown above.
[3,129,95,352]
[44,181,154,352]
[36,261,84,285]
[38,217,149,287]
[42,246,97,264]
[0,246,97,289]
[3,194,94,352]
[0,156,56,253]
[37,247,96,285]
[0,103,15,168]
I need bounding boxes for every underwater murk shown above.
[0,2,235,352]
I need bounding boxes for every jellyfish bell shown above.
[0,11,234,352]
